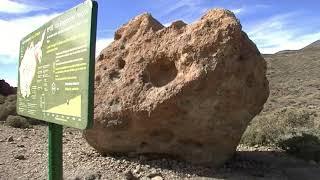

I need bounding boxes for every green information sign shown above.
[17,1,97,130]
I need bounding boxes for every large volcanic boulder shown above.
[84,9,269,166]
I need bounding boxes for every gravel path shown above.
[1,124,320,180]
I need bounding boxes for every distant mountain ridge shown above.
[273,39,320,54]
[302,40,320,51]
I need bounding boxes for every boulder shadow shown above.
[110,148,320,179]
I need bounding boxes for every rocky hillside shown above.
[0,79,16,96]
[242,40,320,151]
[263,40,320,112]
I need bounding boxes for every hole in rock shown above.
[95,75,101,82]
[140,142,148,148]
[118,58,126,69]
[109,71,120,81]
[98,54,104,61]
[144,58,178,87]
[238,55,245,61]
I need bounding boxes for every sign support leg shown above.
[48,123,63,180]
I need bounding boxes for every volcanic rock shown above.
[0,79,16,96]
[84,9,269,166]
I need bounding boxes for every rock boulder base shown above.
[84,9,269,166]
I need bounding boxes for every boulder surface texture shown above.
[84,9,269,166]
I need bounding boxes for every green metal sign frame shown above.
[16,1,98,179]
[17,1,97,130]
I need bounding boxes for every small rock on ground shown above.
[14,155,26,160]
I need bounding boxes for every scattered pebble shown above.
[150,176,163,180]
[17,144,25,148]
[7,136,13,142]
[67,152,72,157]
[124,170,138,180]
[309,160,317,165]
[14,155,26,160]
[147,172,162,178]
[140,177,151,180]
[133,165,141,174]
[70,176,81,180]
[84,172,102,180]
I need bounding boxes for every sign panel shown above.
[17,1,97,129]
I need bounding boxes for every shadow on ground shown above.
[110,149,320,179]
[278,133,320,162]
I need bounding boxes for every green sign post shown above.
[16,1,98,179]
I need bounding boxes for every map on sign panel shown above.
[17,1,97,129]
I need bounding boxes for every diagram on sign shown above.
[45,95,82,117]
[19,31,45,98]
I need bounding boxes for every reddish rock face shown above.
[84,9,269,166]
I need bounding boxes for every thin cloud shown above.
[159,0,208,23]
[0,13,60,64]
[163,22,171,27]
[231,8,244,15]
[230,4,270,16]
[246,12,320,54]
[0,0,45,14]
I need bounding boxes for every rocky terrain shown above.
[1,124,320,180]
[1,10,320,180]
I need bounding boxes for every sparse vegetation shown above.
[5,115,31,129]
[0,95,17,121]
[0,95,5,104]
[240,41,320,163]
[241,107,320,146]
[0,104,16,121]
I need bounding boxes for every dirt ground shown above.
[1,123,320,180]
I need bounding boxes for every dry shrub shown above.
[5,115,30,129]
[241,106,320,146]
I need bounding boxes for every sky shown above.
[0,0,320,86]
